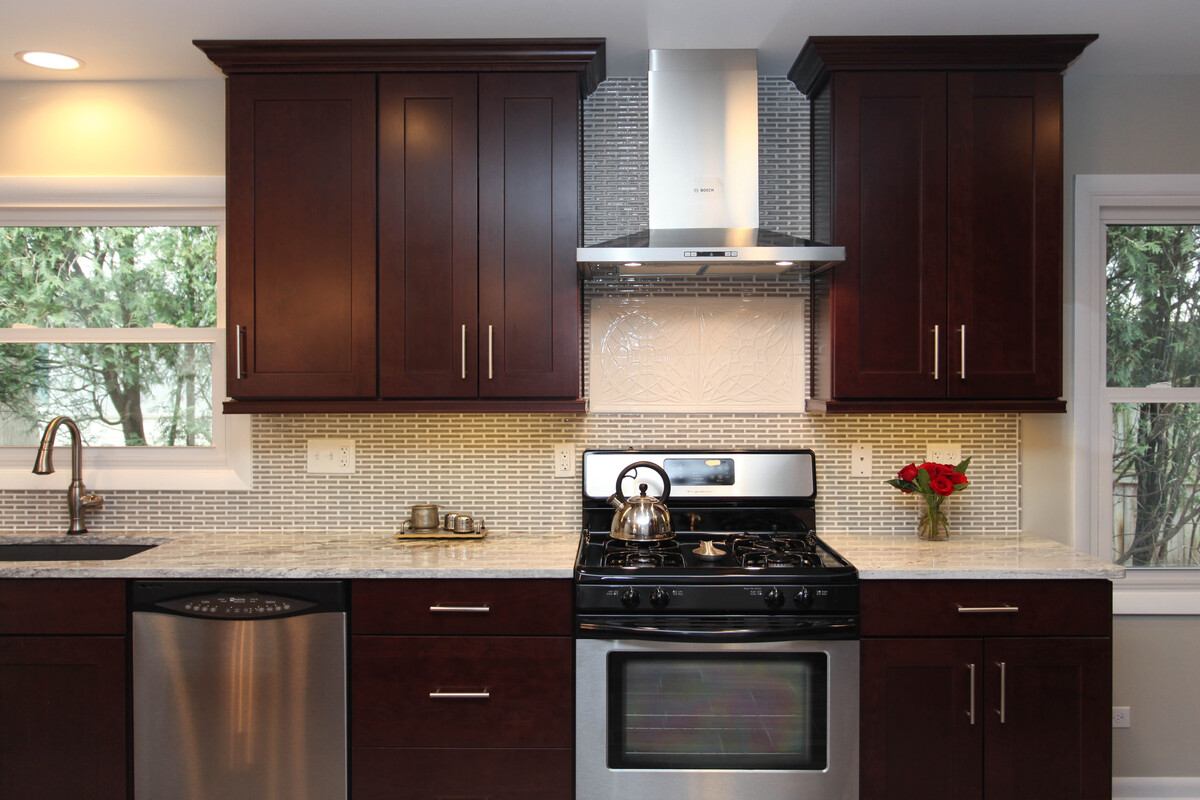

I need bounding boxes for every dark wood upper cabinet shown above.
[793,35,1095,413]
[479,73,581,398]
[198,39,605,411]
[227,73,378,399]
[379,74,479,398]
[947,72,1063,399]
[831,72,947,399]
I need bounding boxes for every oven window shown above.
[607,652,828,770]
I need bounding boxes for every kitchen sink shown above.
[0,543,157,561]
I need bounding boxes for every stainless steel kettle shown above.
[608,461,673,541]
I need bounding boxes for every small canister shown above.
[443,512,460,531]
[453,514,474,534]
[410,504,440,530]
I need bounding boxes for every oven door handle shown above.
[577,617,857,642]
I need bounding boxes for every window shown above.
[1074,175,1200,613]
[0,177,249,490]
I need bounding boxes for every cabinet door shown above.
[860,638,983,800]
[379,74,479,398]
[227,74,377,398]
[0,637,126,799]
[984,638,1111,800]
[478,73,581,398]
[353,747,572,800]
[947,72,1063,399]
[831,72,947,399]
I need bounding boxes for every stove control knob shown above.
[764,587,785,610]
[650,588,670,609]
[620,588,641,609]
[793,587,813,609]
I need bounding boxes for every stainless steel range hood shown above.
[578,49,844,277]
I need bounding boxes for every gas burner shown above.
[728,533,825,570]
[602,538,685,569]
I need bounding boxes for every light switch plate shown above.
[554,444,575,478]
[926,442,962,466]
[850,443,872,478]
[307,439,356,474]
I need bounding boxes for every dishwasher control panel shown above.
[156,593,316,619]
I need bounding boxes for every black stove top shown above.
[581,530,854,576]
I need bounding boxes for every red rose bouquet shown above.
[887,458,971,540]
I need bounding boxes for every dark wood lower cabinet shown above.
[352,635,573,749]
[0,636,127,800]
[861,636,1111,800]
[983,638,1112,800]
[353,747,572,800]
[861,639,983,800]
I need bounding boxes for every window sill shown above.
[1113,569,1200,615]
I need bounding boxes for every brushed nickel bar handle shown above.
[487,324,494,380]
[967,663,976,725]
[460,323,467,380]
[997,661,1007,723]
[429,691,491,700]
[234,324,245,379]
[959,324,967,380]
[429,604,491,614]
[957,604,1019,614]
[932,324,940,380]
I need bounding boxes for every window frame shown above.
[1073,174,1200,614]
[0,176,250,491]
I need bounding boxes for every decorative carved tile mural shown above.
[591,297,805,412]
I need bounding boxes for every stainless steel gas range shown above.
[575,450,860,800]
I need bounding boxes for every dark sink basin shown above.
[0,543,157,561]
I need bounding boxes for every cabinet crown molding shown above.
[194,38,607,96]
[789,34,1097,95]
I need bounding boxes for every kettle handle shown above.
[614,461,672,503]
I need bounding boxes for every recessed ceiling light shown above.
[16,51,83,71]
[623,262,643,267]
[775,260,795,267]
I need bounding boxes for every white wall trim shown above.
[1072,175,1200,614]
[1115,776,1200,799]
[0,176,224,208]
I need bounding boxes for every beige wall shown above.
[0,80,223,175]
[1022,72,1200,778]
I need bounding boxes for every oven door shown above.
[576,636,858,800]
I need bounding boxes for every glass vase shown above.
[918,497,950,541]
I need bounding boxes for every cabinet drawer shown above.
[0,580,125,635]
[352,579,572,635]
[353,747,572,800]
[861,580,1111,637]
[352,635,572,748]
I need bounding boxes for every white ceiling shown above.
[4,0,1200,81]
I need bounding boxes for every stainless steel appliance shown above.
[576,450,859,800]
[132,581,347,800]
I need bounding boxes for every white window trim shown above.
[1073,174,1200,614]
[0,176,251,491]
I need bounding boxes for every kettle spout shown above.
[607,494,623,510]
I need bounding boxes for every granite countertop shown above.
[822,532,1125,580]
[0,530,581,579]
[0,530,1122,580]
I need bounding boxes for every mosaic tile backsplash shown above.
[0,76,1022,536]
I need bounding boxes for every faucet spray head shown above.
[32,416,67,475]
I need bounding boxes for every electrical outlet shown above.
[850,443,872,477]
[926,442,962,466]
[554,443,574,478]
[1112,706,1131,728]
[306,439,356,474]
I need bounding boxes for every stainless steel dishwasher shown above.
[132,580,347,800]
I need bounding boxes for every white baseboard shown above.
[1115,777,1200,799]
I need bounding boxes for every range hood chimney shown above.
[578,49,844,277]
